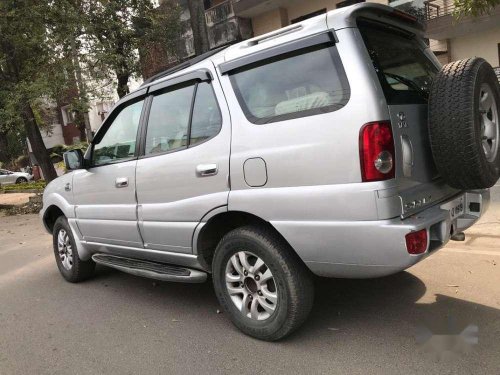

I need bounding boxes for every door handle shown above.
[115,177,129,188]
[196,164,218,177]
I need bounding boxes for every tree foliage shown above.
[454,0,500,17]
[0,0,181,180]
[85,0,181,97]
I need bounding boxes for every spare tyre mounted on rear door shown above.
[429,58,500,189]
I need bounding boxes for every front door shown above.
[135,64,230,253]
[73,97,145,247]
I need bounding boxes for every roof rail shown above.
[141,45,229,87]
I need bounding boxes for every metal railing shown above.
[424,0,456,20]
[205,0,235,27]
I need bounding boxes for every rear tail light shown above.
[359,121,395,182]
[405,229,428,254]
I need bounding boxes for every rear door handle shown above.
[115,177,129,188]
[196,164,218,177]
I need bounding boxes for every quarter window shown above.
[229,44,349,124]
[190,82,222,146]
[92,100,144,166]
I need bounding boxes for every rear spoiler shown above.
[328,3,424,35]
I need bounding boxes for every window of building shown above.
[61,105,75,126]
[290,9,326,24]
[92,100,144,166]
[229,44,350,124]
[497,43,500,67]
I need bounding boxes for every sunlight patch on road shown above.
[0,255,52,287]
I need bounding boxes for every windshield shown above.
[357,19,440,104]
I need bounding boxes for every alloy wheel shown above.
[479,83,499,162]
[225,251,278,321]
[57,229,73,270]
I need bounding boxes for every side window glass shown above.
[190,82,222,146]
[145,85,194,155]
[229,45,349,124]
[93,100,144,166]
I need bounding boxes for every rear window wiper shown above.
[384,72,428,98]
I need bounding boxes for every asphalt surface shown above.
[1,189,500,374]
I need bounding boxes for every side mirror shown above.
[63,149,84,171]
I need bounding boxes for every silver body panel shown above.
[72,160,142,247]
[41,3,491,279]
[136,60,231,253]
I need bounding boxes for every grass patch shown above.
[1,180,46,192]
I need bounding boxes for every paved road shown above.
[1,189,499,374]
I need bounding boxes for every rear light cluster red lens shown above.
[405,229,428,255]
[359,121,395,182]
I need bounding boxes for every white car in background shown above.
[0,169,33,185]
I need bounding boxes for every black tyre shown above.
[212,226,314,341]
[429,57,500,189]
[53,216,95,283]
[16,177,28,184]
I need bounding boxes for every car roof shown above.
[132,3,422,96]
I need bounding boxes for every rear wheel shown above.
[212,226,314,341]
[52,216,95,283]
[429,58,500,189]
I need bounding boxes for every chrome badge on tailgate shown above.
[441,195,465,219]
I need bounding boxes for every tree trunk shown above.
[187,0,210,55]
[116,73,130,98]
[74,111,87,142]
[71,37,93,142]
[0,130,9,165]
[22,104,58,182]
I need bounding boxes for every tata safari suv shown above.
[41,4,500,340]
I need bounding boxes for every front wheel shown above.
[15,177,27,184]
[52,216,95,283]
[212,226,314,341]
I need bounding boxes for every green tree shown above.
[0,0,60,181]
[85,0,181,98]
[454,0,500,16]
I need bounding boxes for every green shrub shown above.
[1,180,47,191]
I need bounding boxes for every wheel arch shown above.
[42,205,66,233]
[195,210,302,271]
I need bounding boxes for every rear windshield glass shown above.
[229,44,350,124]
[357,19,439,104]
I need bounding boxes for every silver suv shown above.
[41,4,499,340]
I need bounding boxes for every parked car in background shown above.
[41,3,499,341]
[0,169,33,185]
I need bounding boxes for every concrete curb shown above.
[1,189,43,194]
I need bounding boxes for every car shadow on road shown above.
[90,265,500,352]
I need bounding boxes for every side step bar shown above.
[92,254,207,283]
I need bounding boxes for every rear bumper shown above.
[272,189,489,278]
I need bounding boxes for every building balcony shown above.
[424,1,500,39]
[204,0,253,49]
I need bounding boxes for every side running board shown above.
[92,254,207,283]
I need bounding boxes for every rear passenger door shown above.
[135,65,230,253]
